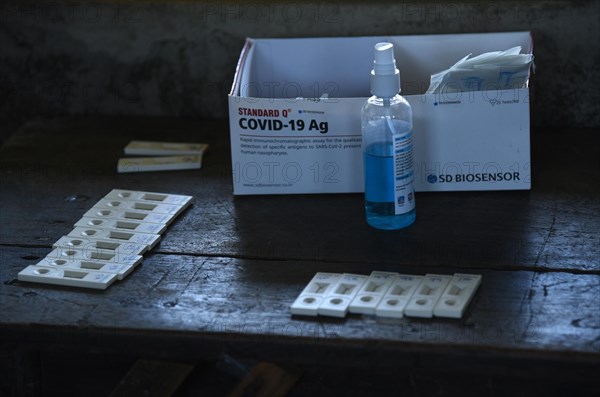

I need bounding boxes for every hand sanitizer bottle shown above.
[362,42,415,230]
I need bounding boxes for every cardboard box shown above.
[228,32,533,195]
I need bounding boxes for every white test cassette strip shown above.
[19,265,118,290]
[290,271,482,320]
[34,255,136,280]
[117,155,202,173]
[433,273,482,318]
[53,236,147,256]
[93,198,189,218]
[374,274,423,318]
[44,247,142,268]
[124,140,209,156]
[82,207,173,226]
[17,188,195,290]
[404,274,452,318]
[103,189,194,207]
[317,273,368,318]
[67,227,161,250]
[74,217,166,235]
[349,271,397,315]
[290,273,341,316]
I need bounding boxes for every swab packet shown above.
[426,46,534,94]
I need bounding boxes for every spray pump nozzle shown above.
[371,42,401,98]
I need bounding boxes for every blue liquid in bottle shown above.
[362,42,415,230]
[364,141,416,230]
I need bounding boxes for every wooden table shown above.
[1,117,598,396]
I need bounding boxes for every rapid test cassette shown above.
[18,265,118,290]
[82,207,174,226]
[433,273,482,318]
[44,247,142,268]
[103,189,194,207]
[124,140,209,156]
[290,273,342,316]
[93,198,189,218]
[117,155,203,173]
[404,274,452,318]
[67,227,161,250]
[53,236,148,256]
[74,217,167,235]
[32,255,136,280]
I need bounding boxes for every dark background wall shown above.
[1,1,599,143]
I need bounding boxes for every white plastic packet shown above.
[426,46,534,94]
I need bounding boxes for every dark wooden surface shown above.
[0,117,599,396]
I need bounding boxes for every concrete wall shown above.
[1,1,598,130]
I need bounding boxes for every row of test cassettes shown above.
[18,189,193,290]
[291,272,482,319]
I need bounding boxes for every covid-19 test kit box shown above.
[228,32,533,195]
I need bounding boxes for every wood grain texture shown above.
[1,245,599,395]
[0,117,598,395]
[1,246,599,356]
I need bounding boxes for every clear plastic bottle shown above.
[362,43,415,230]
